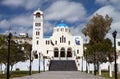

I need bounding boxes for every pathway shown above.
[12,71,108,79]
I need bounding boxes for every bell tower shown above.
[32,9,44,51]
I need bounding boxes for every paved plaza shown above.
[12,71,108,79]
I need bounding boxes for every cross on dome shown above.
[57,21,68,28]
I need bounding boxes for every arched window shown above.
[65,28,67,32]
[36,12,41,18]
[60,47,65,57]
[36,31,40,35]
[54,48,59,57]
[36,40,39,45]
[64,37,66,43]
[33,51,38,59]
[67,48,72,57]
[60,37,62,43]
[68,41,70,45]
[57,29,59,32]
[77,50,79,54]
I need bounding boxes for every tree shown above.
[82,14,112,44]
[0,35,7,64]
[22,42,32,59]
[0,35,29,72]
[82,14,114,73]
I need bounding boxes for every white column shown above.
[109,63,112,77]
[99,63,101,75]
[87,63,90,73]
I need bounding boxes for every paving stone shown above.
[12,71,108,79]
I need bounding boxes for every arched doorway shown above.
[67,48,72,57]
[60,47,65,57]
[54,48,59,57]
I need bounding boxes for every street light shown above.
[43,56,45,72]
[7,32,12,79]
[93,47,96,76]
[86,51,88,73]
[81,56,83,72]
[29,46,32,75]
[38,53,40,73]
[112,30,117,79]
[84,46,87,73]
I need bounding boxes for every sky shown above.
[0,0,120,40]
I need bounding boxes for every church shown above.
[32,9,83,61]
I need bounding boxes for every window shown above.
[46,40,50,45]
[35,23,41,26]
[61,28,63,31]
[118,42,120,46]
[36,40,39,45]
[62,35,64,43]
[64,37,66,43]
[35,54,38,59]
[60,36,66,43]
[65,28,67,32]
[36,31,40,35]
[55,41,57,44]
[69,29,70,32]
[68,41,70,45]
[57,29,59,32]
[36,37,39,39]
[47,50,48,54]
[60,37,62,43]
[36,12,40,18]
[48,41,50,44]
[33,52,38,59]
[46,41,47,45]
[77,50,79,54]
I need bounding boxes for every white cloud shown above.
[96,0,120,10]
[1,0,41,10]
[44,21,54,34]
[0,19,10,29]
[70,24,85,36]
[0,13,33,35]
[10,14,33,27]
[44,0,86,23]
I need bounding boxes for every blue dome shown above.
[57,23,68,28]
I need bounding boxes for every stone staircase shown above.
[49,60,77,71]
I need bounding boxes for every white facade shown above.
[116,39,120,54]
[115,39,120,72]
[32,9,83,60]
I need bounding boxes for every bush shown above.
[16,68,20,71]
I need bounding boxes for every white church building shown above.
[32,9,83,60]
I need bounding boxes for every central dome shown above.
[57,23,68,28]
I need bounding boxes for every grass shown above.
[1,70,120,79]
[0,71,39,79]
[89,71,120,79]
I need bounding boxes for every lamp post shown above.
[81,56,83,72]
[84,46,87,73]
[43,56,45,72]
[29,47,32,75]
[7,32,12,79]
[86,52,87,73]
[38,53,40,73]
[112,30,117,79]
[94,48,96,76]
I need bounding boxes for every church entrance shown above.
[53,47,73,60]
[54,48,59,57]
[60,47,65,57]
[67,48,72,57]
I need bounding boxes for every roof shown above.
[56,23,68,28]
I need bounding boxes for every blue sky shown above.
[0,0,120,40]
